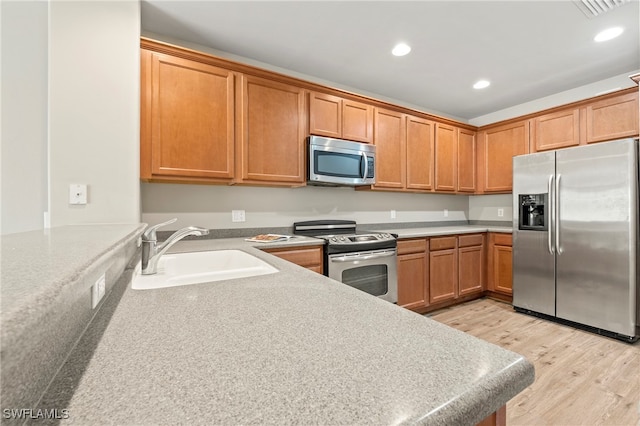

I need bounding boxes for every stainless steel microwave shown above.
[308,136,375,186]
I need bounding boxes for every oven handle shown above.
[330,250,396,263]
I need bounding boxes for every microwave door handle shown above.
[361,151,368,179]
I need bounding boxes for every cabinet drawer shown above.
[398,238,428,255]
[430,236,457,251]
[263,246,323,267]
[458,234,484,248]
[493,233,512,246]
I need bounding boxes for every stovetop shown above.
[317,232,395,245]
[293,220,396,251]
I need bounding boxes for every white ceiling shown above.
[140,1,640,121]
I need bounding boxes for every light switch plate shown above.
[69,184,87,205]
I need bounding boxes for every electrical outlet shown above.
[498,208,504,217]
[92,273,106,309]
[232,210,246,223]
[390,210,396,219]
[444,209,449,217]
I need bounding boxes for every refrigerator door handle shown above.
[555,173,562,254]
[548,174,555,254]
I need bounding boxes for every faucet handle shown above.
[143,218,177,241]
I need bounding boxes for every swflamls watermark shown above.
[2,409,70,420]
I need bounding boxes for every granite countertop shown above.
[39,235,533,425]
[372,225,512,239]
[0,224,145,319]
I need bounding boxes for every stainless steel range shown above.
[293,220,398,303]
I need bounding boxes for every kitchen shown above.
[2,1,639,425]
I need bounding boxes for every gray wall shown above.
[141,183,469,230]
[1,0,141,235]
[48,1,140,227]
[1,1,49,234]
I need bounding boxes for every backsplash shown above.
[468,194,513,222]
[141,183,471,230]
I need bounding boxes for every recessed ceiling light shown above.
[392,43,411,57]
[473,80,491,90]
[594,27,624,42]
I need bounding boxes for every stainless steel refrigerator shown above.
[512,138,639,342]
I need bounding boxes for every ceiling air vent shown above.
[573,0,631,18]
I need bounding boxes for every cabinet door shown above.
[263,246,323,274]
[406,116,434,191]
[342,100,374,143]
[373,108,406,189]
[143,51,235,180]
[457,129,476,192]
[584,91,639,144]
[398,252,429,310]
[434,123,457,192]
[397,239,429,310]
[493,245,513,295]
[531,108,580,152]
[429,248,458,303]
[309,92,341,139]
[238,75,306,184]
[458,245,484,296]
[487,233,513,296]
[479,120,530,193]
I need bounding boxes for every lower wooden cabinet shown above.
[458,234,485,297]
[262,245,323,274]
[487,233,513,298]
[397,238,429,310]
[398,233,488,312]
[429,236,458,303]
[429,234,485,304]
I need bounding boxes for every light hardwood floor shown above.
[428,298,640,426]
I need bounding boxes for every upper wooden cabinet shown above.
[406,116,435,191]
[140,50,235,182]
[457,129,476,192]
[531,107,580,152]
[531,91,639,153]
[236,75,307,185]
[477,120,530,193]
[141,41,307,187]
[434,123,457,192]
[309,92,374,143]
[584,91,639,144]
[373,108,406,189]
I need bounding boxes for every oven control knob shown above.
[331,237,337,242]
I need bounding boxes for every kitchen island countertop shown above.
[38,235,533,425]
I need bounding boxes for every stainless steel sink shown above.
[132,249,278,290]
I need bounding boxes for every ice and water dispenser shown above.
[518,194,547,230]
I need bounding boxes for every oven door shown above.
[327,249,398,303]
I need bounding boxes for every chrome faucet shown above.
[141,218,210,275]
